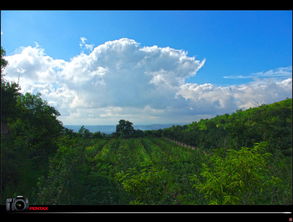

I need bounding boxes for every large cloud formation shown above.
[4,38,292,124]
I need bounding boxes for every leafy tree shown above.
[1,46,8,82]
[78,125,91,138]
[191,142,283,204]
[115,166,171,204]
[1,82,21,122]
[92,131,106,138]
[116,119,135,138]
[1,91,63,202]
[1,46,21,133]
[133,129,144,138]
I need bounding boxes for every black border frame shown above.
[1,6,292,219]
[1,204,292,212]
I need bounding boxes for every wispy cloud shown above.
[224,66,292,80]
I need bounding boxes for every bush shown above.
[191,142,284,204]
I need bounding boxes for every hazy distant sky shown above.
[1,10,292,125]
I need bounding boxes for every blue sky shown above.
[2,10,292,85]
[1,11,292,124]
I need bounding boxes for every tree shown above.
[1,82,21,122]
[78,125,91,138]
[1,46,8,83]
[116,120,135,138]
[1,46,21,134]
[1,90,63,201]
[115,166,171,204]
[133,129,144,138]
[191,142,282,204]
[92,131,106,139]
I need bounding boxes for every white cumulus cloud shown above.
[4,38,292,125]
[176,78,292,114]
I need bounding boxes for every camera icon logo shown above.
[6,196,29,211]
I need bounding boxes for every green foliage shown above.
[116,119,135,138]
[1,46,8,82]
[115,166,170,204]
[191,142,287,204]
[1,86,63,202]
[1,81,21,121]
[78,125,91,138]
[161,98,292,155]
[33,137,126,205]
[115,119,145,138]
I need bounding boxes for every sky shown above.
[1,10,292,125]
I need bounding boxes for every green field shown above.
[32,136,208,205]
[30,135,291,205]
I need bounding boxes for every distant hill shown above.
[160,98,292,155]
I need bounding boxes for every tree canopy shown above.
[116,119,135,138]
[1,46,8,82]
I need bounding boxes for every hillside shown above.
[159,98,292,155]
[25,100,293,205]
